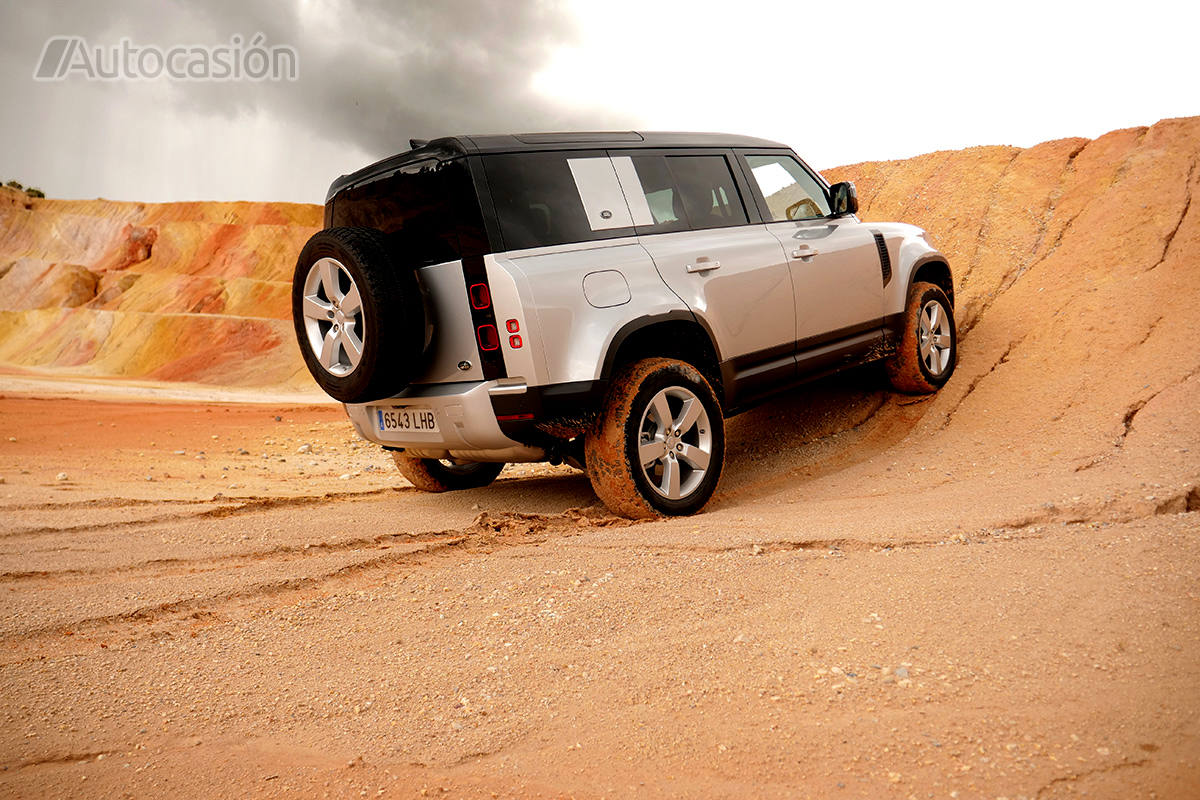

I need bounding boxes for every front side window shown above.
[619,154,749,233]
[483,152,634,251]
[745,154,830,221]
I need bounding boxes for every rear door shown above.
[612,151,796,395]
[737,152,884,349]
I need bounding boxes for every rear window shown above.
[330,157,484,266]
[483,152,635,251]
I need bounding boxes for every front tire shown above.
[392,454,505,492]
[885,281,957,393]
[585,358,724,519]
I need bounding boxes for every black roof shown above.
[328,131,791,200]
[454,131,788,153]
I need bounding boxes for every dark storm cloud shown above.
[0,0,633,199]
[176,0,618,153]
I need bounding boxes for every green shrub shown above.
[25,187,45,199]
[5,180,23,191]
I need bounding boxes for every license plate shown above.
[375,406,438,434]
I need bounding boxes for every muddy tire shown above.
[392,454,505,492]
[585,358,724,519]
[292,227,427,403]
[886,281,957,394]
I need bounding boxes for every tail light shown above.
[469,283,491,309]
[476,324,500,351]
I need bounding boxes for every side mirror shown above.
[829,181,858,217]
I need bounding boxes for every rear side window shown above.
[744,154,831,221]
[619,154,748,233]
[483,152,635,251]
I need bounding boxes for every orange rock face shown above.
[0,192,321,390]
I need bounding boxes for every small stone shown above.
[894,666,910,678]
[274,416,282,422]
[297,444,312,454]
[173,449,186,455]
[56,472,68,482]
[339,473,351,480]
[450,721,463,731]
[751,544,764,556]
[8,436,16,442]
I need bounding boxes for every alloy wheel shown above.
[918,299,952,376]
[637,386,713,500]
[301,257,364,376]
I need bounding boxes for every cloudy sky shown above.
[1,0,1196,204]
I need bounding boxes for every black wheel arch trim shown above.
[598,310,723,385]
[906,254,955,308]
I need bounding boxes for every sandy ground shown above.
[0,362,1197,799]
[1,117,1198,797]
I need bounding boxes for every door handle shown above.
[686,259,721,273]
[791,247,819,260]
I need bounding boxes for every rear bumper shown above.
[342,378,605,462]
[344,380,523,451]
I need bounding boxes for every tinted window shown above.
[745,154,830,221]
[668,156,748,229]
[622,156,688,234]
[330,157,481,266]
[622,154,748,233]
[483,152,634,251]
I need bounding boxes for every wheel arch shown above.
[600,312,723,398]
[908,256,954,309]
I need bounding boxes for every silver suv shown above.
[292,132,956,517]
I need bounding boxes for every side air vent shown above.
[871,231,892,287]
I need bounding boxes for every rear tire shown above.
[585,358,724,519]
[392,454,504,492]
[885,281,957,394]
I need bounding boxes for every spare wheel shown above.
[292,226,427,403]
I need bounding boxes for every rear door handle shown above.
[791,247,819,260]
[686,259,721,273]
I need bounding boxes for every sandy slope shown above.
[0,118,1198,798]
